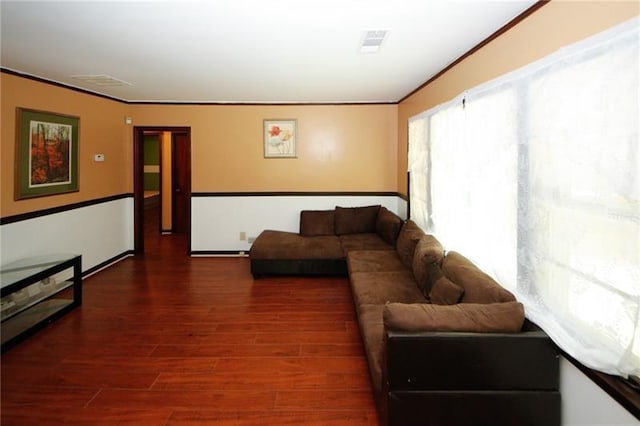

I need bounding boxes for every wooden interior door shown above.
[171,132,191,234]
[134,126,191,255]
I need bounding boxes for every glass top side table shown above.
[1,254,82,352]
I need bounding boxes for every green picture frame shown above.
[15,108,79,200]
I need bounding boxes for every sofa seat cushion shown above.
[347,250,406,274]
[442,251,516,303]
[383,301,525,333]
[350,270,426,307]
[340,233,394,253]
[250,230,344,260]
[357,304,385,394]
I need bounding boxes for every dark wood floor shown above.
[1,211,380,425]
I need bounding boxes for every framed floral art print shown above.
[264,119,297,158]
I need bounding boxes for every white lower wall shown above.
[561,357,639,426]
[0,197,134,276]
[191,195,407,252]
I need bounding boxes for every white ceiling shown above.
[1,0,538,103]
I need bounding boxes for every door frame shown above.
[133,126,191,255]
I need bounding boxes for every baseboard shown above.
[82,250,135,278]
[190,250,249,257]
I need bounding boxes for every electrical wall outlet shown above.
[239,232,246,241]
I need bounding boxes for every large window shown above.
[408,17,639,378]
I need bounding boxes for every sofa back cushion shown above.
[335,205,381,235]
[442,251,516,303]
[395,220,426,268]
[299,210,335,236]
[411,235,445,294]
[375,207,403,246]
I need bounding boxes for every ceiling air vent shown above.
[360,30,388,54]
[70,74,132,87]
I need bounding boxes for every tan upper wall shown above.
[1,73,132,217]
[131,103,398,192]
[397,0,640,195]
[1,73,398,217]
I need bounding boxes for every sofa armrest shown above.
[385,328,559,392]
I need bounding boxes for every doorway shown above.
[133,126,191,255]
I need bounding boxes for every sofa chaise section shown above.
[249,205,403,278]
[249,230,346,277]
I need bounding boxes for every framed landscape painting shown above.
[264,119,297,158]
[15,108,79,199]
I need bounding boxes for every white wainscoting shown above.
[561,358,639,426]
[0,197,134,277]
[191,194,407,253]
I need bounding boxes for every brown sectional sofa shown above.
[250,205,560,426]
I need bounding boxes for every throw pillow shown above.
[299,210,335,236]
[375,207,403,246]
[429,275,465,305]
[334,205,381,235]
[383,301,525,333]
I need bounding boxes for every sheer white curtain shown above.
[429,88,519,287]
[408,117,429,232]
[522,22,640,376]
[408,17,639,378]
